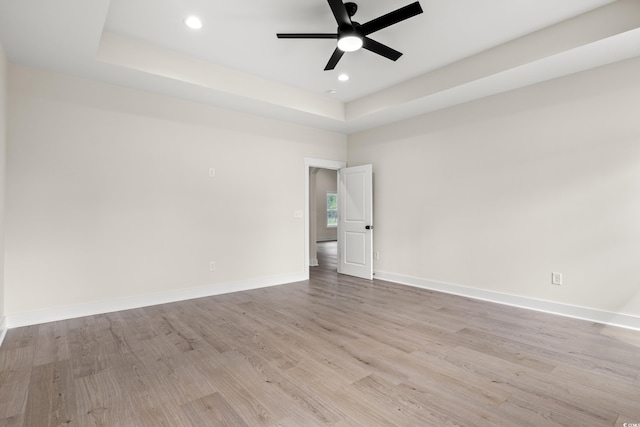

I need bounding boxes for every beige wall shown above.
[348,57,640,317]
[4,54,640,325]
[5,65,346,316]
[0,41,6,323]
[315,168,337,241]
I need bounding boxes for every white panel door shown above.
[338,164,373,279]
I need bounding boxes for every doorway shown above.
[309,167,339,270]
[304,158,346,279]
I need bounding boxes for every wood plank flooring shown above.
[1,241,640,426]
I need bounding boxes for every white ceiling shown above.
[1,0,640,133]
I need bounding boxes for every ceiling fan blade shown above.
[362,37,402,61]
[324,47,345,70]
[327,0,352,27]
[360,2,423,35]
[277,33,337,39]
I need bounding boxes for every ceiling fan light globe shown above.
[338,36,363,52]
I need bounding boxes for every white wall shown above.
[5,65,346,320]
[0,41,7,332]
[349,57,640,320]
[315,168,337,241]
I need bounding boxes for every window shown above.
[327,193,337,227]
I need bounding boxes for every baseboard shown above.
[375,270,640,331]
[8,270,638,332]
[310,258,319,267]
[316,237,337,242]
[0,316,7,348]
[6,272,307,329]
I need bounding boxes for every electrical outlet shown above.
[209,261,216,271]
[552,272,562,285]
[208,168,215,177]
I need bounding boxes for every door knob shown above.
[365,225,373,230]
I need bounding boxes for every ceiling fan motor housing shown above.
[338,22,362,39]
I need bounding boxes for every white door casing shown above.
[338,164,373,280]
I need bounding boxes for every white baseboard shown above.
[5,272,307,329]
[0,316,7,348]
[7,269,638,333]
[309,258,319,267]
[375,270,640,331]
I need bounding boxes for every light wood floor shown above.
[1,241,640,426]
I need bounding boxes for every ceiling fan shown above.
[277,0,423,71]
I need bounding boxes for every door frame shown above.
[304,158,347,279]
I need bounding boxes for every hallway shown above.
[312,241,337,274]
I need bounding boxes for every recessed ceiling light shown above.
[338,74,349,82]
[184,16,203,30]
